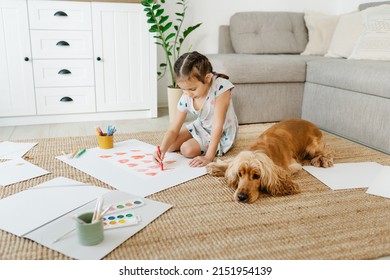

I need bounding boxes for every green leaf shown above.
[147,18,156,24]
[148,0,154,4]
[165,33,175,41]
[149,26,158,33]
[155,9,164,17]
[161,22,172,33]
[152,4,161,10]
[159,15,169,25]
[141,1,150,7]
[160,63,167,67]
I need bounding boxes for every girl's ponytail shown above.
[174,51,229,83]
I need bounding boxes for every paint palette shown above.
[103,212,141,229]
[106,199,144,214]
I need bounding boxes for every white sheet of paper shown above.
[366,166,390,198]
[0,141,37,159]
[303,162,383,190]
[25,188,172,260]
[0,177,110,236]
[56,139,206,197]
[0,158,50,187]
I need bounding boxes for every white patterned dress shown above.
[177,76,238,156]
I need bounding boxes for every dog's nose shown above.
[237,192,248,202]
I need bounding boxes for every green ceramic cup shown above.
[76,212,104,246]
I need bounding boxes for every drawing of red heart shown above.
[131,155,145,159]
[130,149,141,152]
[127,163,138,167]
[118,159,129,164]
[136,169,148,172]
[100,155,112,158]
[141,160,153,163]
[165,160,176,164]
[164,168,174,171]
[145,172,157,176]
[115,152,127,155]
[149,165,160,169]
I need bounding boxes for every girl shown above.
[154,51,238,167]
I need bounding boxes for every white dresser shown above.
[0,0,157,126]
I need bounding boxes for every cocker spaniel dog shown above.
[206,119,333,203]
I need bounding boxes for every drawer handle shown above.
[60,96,73,102]
[56,41,70,46]
[58,69,72,75]
[54,11,68,17]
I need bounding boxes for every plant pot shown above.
[167,87,183,123]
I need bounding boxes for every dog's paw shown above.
[206,160,227,177]
[311,155,334,168]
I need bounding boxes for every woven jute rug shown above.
[1,123,390,260]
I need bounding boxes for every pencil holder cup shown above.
[76,212,104,246]
[98,135,114,149]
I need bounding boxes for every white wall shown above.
[156,0,380,106]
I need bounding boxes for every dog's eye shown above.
[238,172,242,177]
[253,174,260,180]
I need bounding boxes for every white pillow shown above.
[301,11,340,56]
[349,5,390,60]
[325,11,364,58]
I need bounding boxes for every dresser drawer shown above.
[33,60,95,87]
[36,87,96,115]
[28,0,91,30]
[31,30,93,59]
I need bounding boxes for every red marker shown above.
[157,146,164,171]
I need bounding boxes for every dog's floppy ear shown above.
[206,159,230,177]
[254,153,300,196]
[225,163,239,189]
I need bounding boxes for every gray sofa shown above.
[207,4,390,155]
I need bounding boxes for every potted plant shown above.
[141,0,202,122]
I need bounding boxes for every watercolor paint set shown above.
[103,212,140,229]
[105,199,145,215]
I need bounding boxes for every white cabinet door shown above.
[92,2,156,112]
[0,0,36,117]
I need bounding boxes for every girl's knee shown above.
[180,140,201,158]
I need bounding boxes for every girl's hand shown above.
[153,150,164,165]
[189,156,212,167]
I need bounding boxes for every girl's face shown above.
[177,74,212,99]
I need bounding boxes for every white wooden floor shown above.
[0,108,172,141]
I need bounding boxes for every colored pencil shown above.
[75,148,86,158]
[157,146,164,171]
[69,149,78,159]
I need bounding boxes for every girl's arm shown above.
[189,90,231,167]
[155,108,187,162]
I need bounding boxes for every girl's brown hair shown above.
[174,51,229,83]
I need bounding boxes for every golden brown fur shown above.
[206,119,334,203]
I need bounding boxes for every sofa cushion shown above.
[349,4,390,61]
[301,11,340,56]
[229,12,308,54]
[207,54,322,84]
[306,59,390,98]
